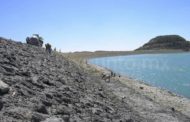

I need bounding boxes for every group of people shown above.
[26,34,52,54]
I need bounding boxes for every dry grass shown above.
[63,49,184,61]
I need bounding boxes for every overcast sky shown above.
[1,0,190,52]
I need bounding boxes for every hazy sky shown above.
[1,0,190,52]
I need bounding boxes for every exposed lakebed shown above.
[89,52,190,98]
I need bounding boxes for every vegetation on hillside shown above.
[137,35,190,51]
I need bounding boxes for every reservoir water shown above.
[89,53,190,98]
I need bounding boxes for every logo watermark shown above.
[91,57,170,71]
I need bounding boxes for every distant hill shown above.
[136,35,190,51]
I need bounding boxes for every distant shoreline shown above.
[63,49,186,60]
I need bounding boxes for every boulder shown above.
[31,112,49,122]
[26,35,43,47]
[0,100,3,110]
[26,37,43,47]
[35,104,49,114]
[0,80,10,95]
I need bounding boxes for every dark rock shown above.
[42,79,55,86]
[98,92,106,98]
[18,71,31,77]
[31,112,49,122]
[0,80,9,95]
[42,100,52,107]
[139,86,144,90]
[0,100,3,111]
[62,115,70,122]
[85,101,94,107]
[1,65,17,73]
[26,35,43,47]
[98,88,103,91]
[103,106,114,114]
[35,104,49,114]
[46,93,53,99]
[171,107,175,112]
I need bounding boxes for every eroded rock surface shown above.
[0,38,144,122]
[0,38,189,122]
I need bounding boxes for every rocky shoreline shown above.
[0,38,149,122]
[79,58,190,122]
[0,38,190,122]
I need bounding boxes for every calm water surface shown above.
[89,53,190,98]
